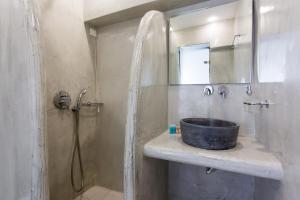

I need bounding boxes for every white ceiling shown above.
[170,1,239,31]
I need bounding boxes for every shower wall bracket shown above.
[81,102,104,112]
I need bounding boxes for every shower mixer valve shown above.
[53,90,71,110]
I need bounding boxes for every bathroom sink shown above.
[180,118,239,150]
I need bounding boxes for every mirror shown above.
[169,0,253,85]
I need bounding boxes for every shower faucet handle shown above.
[53,90,71,110]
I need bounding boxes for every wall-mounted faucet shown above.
[205,167,216,174]
[218,85,228,99]
[204,85,214,96]
[245,84,252,96]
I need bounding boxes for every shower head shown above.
[232,34,245,48]
[73,89,88,111]
[80,89,87,95]
[78,89,87,102]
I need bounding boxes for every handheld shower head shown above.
[80,89,87,96]
[73,89,88,111]
[71,88,88,192]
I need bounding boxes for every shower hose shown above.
[71,108,85,193]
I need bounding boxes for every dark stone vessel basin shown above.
[180,118,239,150]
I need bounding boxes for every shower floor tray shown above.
[74,186,123,200]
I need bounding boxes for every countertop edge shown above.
[144,133,283,180]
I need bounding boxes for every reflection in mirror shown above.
[179,44,210,84]
[257,4,286,83]
[169,0,253,85]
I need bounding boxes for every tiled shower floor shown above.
[74,186,123,200]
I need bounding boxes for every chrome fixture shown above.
[232,34,245,48]
[204,85,214,96]
[205,167,216,174]
[243,100,270,109]
[81,102,103,113]
[71,89,87,193]
[245,84,252,96]
[70,89,103,193]
[72,89,87,112]
[218,85,228,99]
[53,90,71,110]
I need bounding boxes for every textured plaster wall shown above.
[253,0,300,199]
[126,11,169,200]
[37,0,97,199]
[0,0,45,199]
[96,18,140,191]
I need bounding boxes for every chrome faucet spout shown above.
[203,85,214,96]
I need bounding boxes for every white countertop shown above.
[144,131,283,180]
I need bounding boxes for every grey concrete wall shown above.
[253,0,300,199]
[169,163,254,200]
[96,18,140,191]
[36,0,98,199]
[0,0,45,199]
